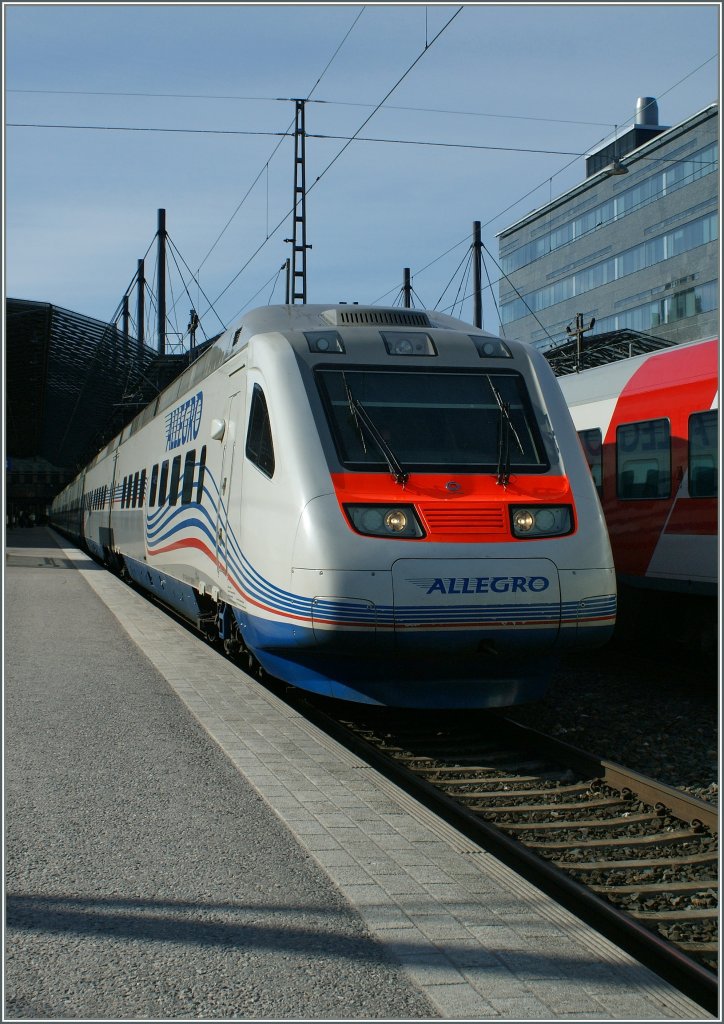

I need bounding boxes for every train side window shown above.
[577,428,603,494]
[121,476,128,508]
[158,460,169,505]
[689,410,718,497]
[246,384,275,478]
[616,418,671,499]
[169,455,182,506]
[132,471,140,508]
[139,469,147,508]
[181,449,196,504]
[149,465,159,506]
[196,446,207,504]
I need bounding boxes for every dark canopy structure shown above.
[542,327,677,377]
[5,298,212,520]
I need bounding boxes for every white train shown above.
[50,304,616,707]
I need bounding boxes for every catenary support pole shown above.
[157,208,166,355]
[403,268,412,308]
[136,258,145,345]
[473,221,482,329]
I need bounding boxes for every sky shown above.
[3,2,721,349]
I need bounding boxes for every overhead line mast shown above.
[286,99,312,304]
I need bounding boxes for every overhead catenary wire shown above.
[304,6,463,198]
[167,236,227,332]
[7,88,624,128]
[203,4,462,317]
[7,121,595,159]
[9,28,714,339]
[196,5,365,284]
[11,120,718,170]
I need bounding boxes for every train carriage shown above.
[558,337,718,597]
[51,304,616,708]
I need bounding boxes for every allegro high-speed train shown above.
[558,337,719,599]
[51,304,616,708]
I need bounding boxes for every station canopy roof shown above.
[6,298,212,474]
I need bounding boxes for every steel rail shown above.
[293,698,718,1016]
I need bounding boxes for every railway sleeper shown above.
[391,739,534,758]
[556,850,718,871]
[459,782,596,802]
[530,827,705,850]
[629,908,719,923]
[464,797,626,815]
[589,880,718,895]
[676,941,719,955]
[440,770,581,789]
[496,812,663,832]
[395,751,527,766]
[416,762,555,778]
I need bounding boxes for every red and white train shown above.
[557,336,719,602]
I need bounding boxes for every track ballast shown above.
[287,698,718,1015]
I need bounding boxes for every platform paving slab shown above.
[5,528,714,1021]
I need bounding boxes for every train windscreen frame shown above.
[315,366,549,474]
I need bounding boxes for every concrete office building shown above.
[497,99,718,350]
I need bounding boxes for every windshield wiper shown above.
[487,378,524,487]
[343,375,409,486]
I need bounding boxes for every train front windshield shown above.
[316,368,548,474]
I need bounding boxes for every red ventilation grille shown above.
[419,504,507,535]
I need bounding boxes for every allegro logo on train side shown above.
[165,391,203,451]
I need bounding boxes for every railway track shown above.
[99,559,719,1011]
[290,698,718,1015]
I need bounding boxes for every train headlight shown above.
[510,505,573,538]
[512,509,535,533]
[345,504,424,538]
[384,509,408,532]
[304,330,346,354]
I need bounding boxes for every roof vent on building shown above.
[321,308,431,328]
[636,96,659,127]
[585,96,666,178]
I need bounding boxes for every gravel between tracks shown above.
[507,627,718,807]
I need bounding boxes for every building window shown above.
[501,212,718,325]
[616,419,671,499]
[500,141,718,276]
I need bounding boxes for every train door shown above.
[216,390,245,590]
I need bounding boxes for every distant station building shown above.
[496,99,718,352]
[5,298,211,524]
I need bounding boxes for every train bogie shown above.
[51,304,617,708]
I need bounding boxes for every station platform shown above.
[5,527,713,1021]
